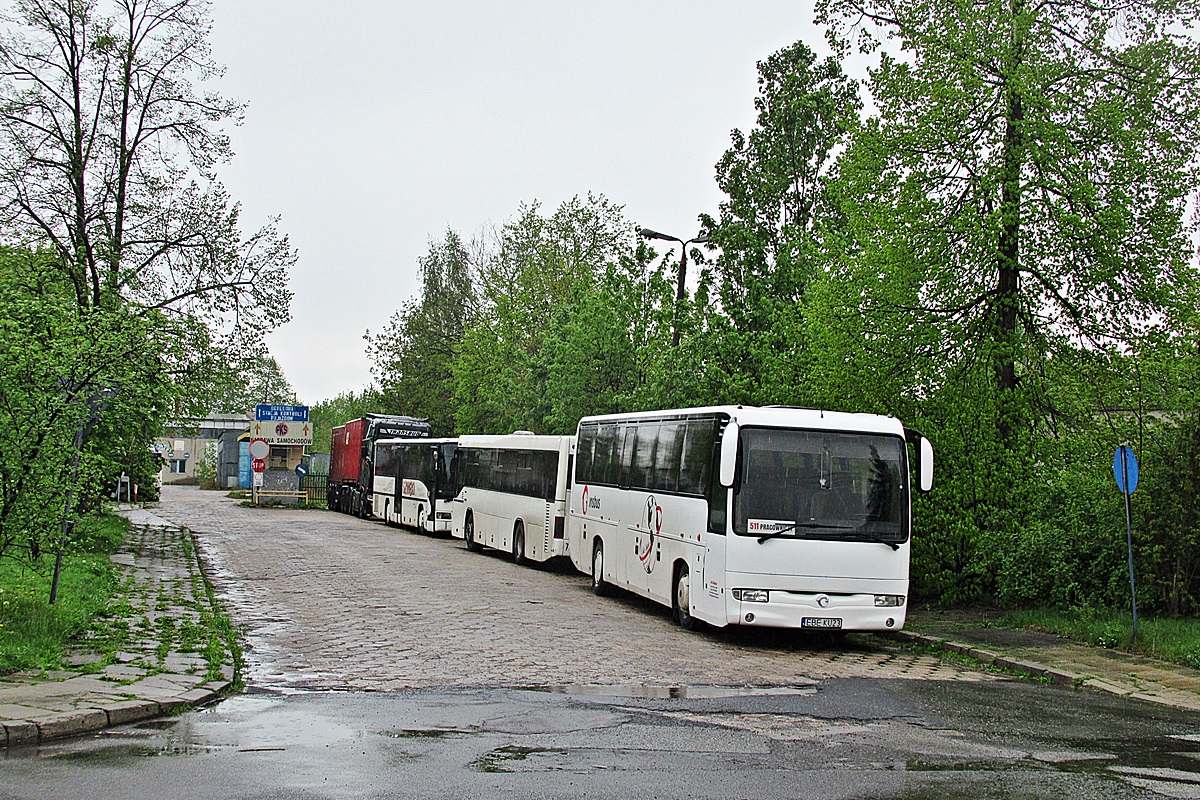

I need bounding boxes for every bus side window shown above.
[653,421,682,493]
[576,426,595,483]
[566,454,573,490]
[679,419,716,496]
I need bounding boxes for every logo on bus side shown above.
[638,495,663,574]
[582,485,600,515]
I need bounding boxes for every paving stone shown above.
[103,664,147,680]
[102,699,160,726]
[1084,678,1133,696]
[34,709,107,740]
[2,720,38,746]
[178,688,216,707]
[0,704,49,721]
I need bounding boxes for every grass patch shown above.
[998,607,1200,669]
[0,513,128,675]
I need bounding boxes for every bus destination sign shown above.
[255,404,309,423]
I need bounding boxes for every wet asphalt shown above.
[3,676,1200,799]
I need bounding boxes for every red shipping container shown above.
[329,418,366,485]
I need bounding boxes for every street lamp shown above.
[50,384,118,605]
[638,227,708,347]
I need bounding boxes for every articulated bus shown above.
[450,434,573,565]
[567,406,933,631]
[373,438,459,533]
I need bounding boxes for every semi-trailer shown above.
[327,414,432,517]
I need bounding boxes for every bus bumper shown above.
[725,588,908,631]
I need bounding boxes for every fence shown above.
[300,473,328,508]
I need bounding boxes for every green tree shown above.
[0,0,294,346]
[308,388,384,457]
[453,195,633,434]
[808,0,1200,601]
[816,0,1200,446]
[366,231,478,435]
[0,247,173,561]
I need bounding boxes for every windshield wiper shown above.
[756,521,853,544]
[851,532,902,551]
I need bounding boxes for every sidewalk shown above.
[0,506,234,747]
[901,608,1200,712]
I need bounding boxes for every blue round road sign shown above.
[1113,446,1139,495]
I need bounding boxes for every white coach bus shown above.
[450,433,573,565]
[567,406,933,632]
[373,438,459,533]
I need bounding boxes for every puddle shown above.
[522,683,817,699]
[471,745,568,773]
[380,728,477,740]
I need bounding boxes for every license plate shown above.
[801,617,843,629]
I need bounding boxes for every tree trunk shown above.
[995,8,1025,452]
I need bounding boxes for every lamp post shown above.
[50,385,117,605]
[638,227,708,347]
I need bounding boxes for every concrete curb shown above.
[885,629,1120,696]
[1,680,232,747]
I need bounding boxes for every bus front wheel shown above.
[674,565,699,631]
[592,543,611,597]
[513,522,527,567]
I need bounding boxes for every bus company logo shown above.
[639,495,663,574]
[276,422,289,437]
[402,479,417,497]
[582,485,600,515]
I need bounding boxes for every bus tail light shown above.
[553,516,565,539]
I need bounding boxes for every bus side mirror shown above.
[918,437,933,492]
[719,422,739,488]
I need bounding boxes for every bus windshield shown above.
[732,427,907,544]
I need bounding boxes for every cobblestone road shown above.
[156,486,993,691]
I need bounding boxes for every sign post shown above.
[1113,445,1140,642]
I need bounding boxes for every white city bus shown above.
[567,406,933,631]
[373,438,459,533]
[450,433,573,565]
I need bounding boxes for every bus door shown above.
[695,529,728,625]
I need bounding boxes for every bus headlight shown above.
[874,595,905,607]
[732,589,769,603]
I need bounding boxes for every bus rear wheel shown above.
[674,566,699,631]
[513,522,527,566]
[464,513,481,552]
[592,543,611,597]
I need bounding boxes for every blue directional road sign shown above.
[255,404,309,423]
[295,462,309,479]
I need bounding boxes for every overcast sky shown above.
[207,1,832,404]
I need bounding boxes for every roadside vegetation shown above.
[0,514,127,674]
[998,609,1200,671]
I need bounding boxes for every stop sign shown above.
[252,458,267,473]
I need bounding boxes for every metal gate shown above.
[300,474,328,507]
